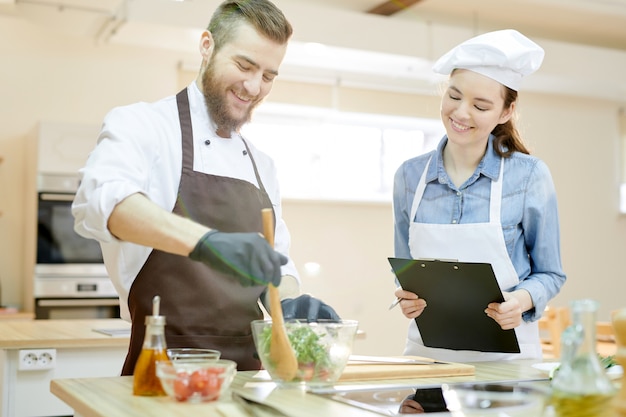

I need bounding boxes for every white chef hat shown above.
[432,29,544,91]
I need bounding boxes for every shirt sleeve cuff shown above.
[516,280,546,322]
[78,181,145,243]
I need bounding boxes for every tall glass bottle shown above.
[133,295,170,396]
[551,299,616,417]
[612,308,626,416]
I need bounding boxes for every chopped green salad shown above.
[549,354,618,379]
[259,322,333,381]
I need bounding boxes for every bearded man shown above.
[72,0,339,375]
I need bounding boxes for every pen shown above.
[388,297,403,310]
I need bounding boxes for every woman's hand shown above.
[485,291,527,330]
[394,288,427,319]
[398,396,425,414]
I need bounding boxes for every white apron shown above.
[404,157,541,362]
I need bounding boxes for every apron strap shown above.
[489,158,504,224]
[240,136,268,196]
[176,89,194,172]
[409,157,431,222]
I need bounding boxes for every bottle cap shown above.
[145,315,166,326]
[145,295,166,326]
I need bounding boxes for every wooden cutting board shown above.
[339,356,475,381]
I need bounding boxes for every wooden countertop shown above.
[0,319,130,349]
[51,360,550,417]
[0,311,34,320]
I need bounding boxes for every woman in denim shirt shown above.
[392,30,566,362]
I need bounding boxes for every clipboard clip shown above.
[416,258,458,262]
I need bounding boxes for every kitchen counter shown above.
[0,319,130,417]
[51,360,550,417]
[0,318,130,349]
[0,311,34,321]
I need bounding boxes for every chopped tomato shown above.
[189,368,223,400]
[173,371,192,401]
[206,367,225,375]
[317,369,331,381]
[298,363,316,381]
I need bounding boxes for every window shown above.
[242,103,444,202]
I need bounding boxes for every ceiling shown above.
[316,0,626,52]
[1,0,624,51]
[1,0,625,100]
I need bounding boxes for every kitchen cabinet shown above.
[0,319,129,417]
[30,122,100,176]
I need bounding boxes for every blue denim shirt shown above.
[393,135,566,322]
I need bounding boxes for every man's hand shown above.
[281,294,340,321]
[189,230,288,287]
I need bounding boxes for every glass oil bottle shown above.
[612,308,626,416]
[551,299,616,417]
[133,295,170,396]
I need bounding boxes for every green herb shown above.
[259,322,333,380]
[286,325,331,368]
[599,354,617,369]
[549,354,618,379]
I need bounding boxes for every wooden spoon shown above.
[261,208,298,381]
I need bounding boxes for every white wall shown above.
[520,94,626,318]
[280,200,407,355]
[1,12,626,356]
[0,16,184,311]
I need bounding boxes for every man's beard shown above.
[201,61,258,134]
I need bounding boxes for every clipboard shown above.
[388,257,520,353]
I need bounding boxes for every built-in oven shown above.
[34,174,120,319]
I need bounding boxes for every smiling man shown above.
[72,0,339,377]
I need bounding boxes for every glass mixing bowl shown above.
[251,319,359,387]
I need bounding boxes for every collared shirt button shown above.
[456,191,461,196]
[452,219,457,224]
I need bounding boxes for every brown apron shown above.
[121,88,272,375]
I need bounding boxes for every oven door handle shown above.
[39,192,75,201]
[37,298,119,307]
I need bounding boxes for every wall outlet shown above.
[18,349,56,371]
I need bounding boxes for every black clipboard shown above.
[389,257,520,353]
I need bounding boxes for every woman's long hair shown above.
[492,87,531,157]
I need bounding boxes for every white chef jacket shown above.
[72,81,299,321]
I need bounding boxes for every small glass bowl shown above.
[156,359,236,403]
